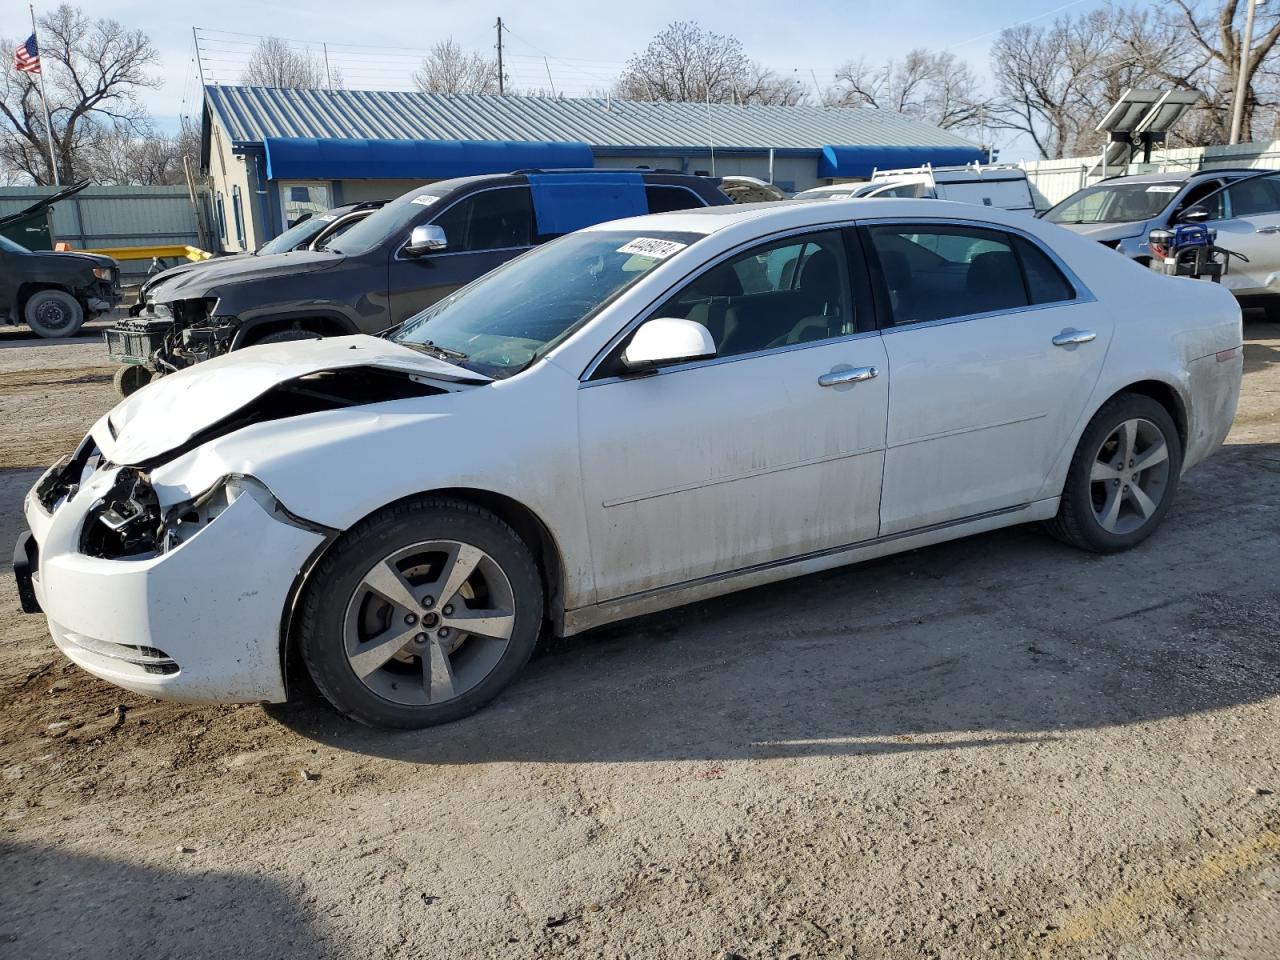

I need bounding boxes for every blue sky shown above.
[32,0,1113,160]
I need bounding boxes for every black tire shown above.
[1047,393,1183,553]
[254,328,323,345]
[113,364,152,398]
[298,497,543,729]
[24,289,84,338]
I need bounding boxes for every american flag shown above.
[14,34,40,74]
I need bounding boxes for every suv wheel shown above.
[24,289,84,338]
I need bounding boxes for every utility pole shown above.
[1229,0,1261,144]
[496,17,505,95]
[323,43,332,90]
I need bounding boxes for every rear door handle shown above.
[818,366,878,387]
[1052,329,1097,347]
[1256,225,1280,234]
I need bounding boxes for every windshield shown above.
[0,234,30,253]
[393,229,703,379]
[326,189,440,256]
[1044,181,1182,224]
[256,214,334,255]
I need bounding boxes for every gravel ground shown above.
[1,324,1277,960]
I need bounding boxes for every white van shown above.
[794,163,1036,214]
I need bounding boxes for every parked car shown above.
[104,170,731,394]
[0,233,121,338]
[794,164,1036,213]
[1040,169,1266,262]
[127,200,389,319]
[16,199,1242,728]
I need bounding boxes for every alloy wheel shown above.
[1089,417,1172,535]
[342,539,517,706]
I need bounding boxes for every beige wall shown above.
[207,119,259,252]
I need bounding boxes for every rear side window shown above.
[1013,236,1075,304]
[645,185,706,214]
[432,187,533,252]
[867,225,1027,325]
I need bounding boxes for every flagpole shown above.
[28,3,59,186]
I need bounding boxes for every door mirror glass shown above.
[622,317,717,370]
[1179,205,1211,224]
[405,224,448,257]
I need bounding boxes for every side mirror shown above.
[405,224,448,257]
[622,317,717,371]
[1180,205,1211,224]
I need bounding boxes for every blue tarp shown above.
[527,171,648,235]
[819,144,986,179]
[263,137,595,181]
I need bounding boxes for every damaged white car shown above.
[15,200,1243,729]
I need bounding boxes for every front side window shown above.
[648,230,853,358]
[868,225,1027,324]
[394,229,701,379]
[1223,173,1280,218]
[432,187,533,253]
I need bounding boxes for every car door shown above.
[1196,172,1280,295]
[865,221,1112,535]
[577,228,889,602]
[387,186,534,324]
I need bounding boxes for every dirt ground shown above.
[1,322,1277,960]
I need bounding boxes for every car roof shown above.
[582,196,1034,237]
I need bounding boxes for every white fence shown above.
[1022,140,1280,210]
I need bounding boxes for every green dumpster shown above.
[0,205,52,250]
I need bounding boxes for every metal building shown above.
[200,84,984,252]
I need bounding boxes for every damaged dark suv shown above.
[0,233,121,338]
[106,169,730,394]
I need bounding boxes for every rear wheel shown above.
[1047,393,1182,553]
[24,289,84,338]
[299,498,543,729]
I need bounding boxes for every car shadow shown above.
[0,840,343,959]
[270,441,1280,765]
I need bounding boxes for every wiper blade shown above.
[408,339,469,361]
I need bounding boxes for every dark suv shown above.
[107,169,730,392]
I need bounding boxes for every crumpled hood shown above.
[94,334,489,465]
[1054,220,1146,243]
[144,248,340,302]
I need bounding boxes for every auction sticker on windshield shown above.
[616,237,687,259]
[1146,185,1179,193]
[410,195,441,206]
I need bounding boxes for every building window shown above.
[231,184,246,249]
[215,192,227,243]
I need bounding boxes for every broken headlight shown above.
[80,468,162,559]
[157,475,275,553]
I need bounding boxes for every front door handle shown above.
[1256,225,1280,234]
[1052,329,1097,347]
[818,366,878,387]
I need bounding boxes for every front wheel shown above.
[24,289,84,338]
[1047,393,1183,553]
[298,498,543,729]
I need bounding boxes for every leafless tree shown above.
[80,117,201,186]
[615,21,804,106]
[825,49,989,130]
[0,3,159,184]
[412,39,499,95]
[242,36,339,89]
[988,9,1149,159]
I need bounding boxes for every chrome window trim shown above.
[393,184,534,262]
[578,220,867,383]
[858,215,1096,332]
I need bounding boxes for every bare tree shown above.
[615,21,804,106]
[988,9,1149,158]
[80,117,201,186]
[412,39,499,95]
[0,3,159,184]
[826,49,989,130]
[242,36,339,89]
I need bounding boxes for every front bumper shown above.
[21,471,327,704]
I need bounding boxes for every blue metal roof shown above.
[205,85,978,155]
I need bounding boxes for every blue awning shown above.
[819,144,986,179]
[263,137,595,181]
[527,171,648,235]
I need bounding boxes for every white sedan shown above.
[16,199,1243,729]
